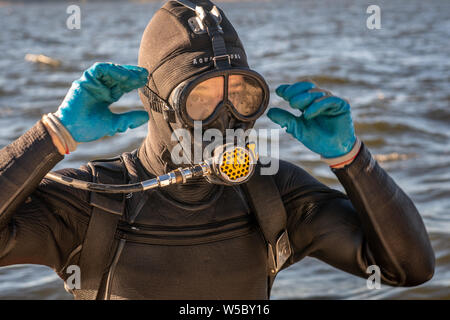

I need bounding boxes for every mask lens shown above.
[228,75,264,116]
[186,76,224,120]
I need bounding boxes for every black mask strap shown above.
[202,9,230,69]
[140,85,176,123]
[174,0,231,69]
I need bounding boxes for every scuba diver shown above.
[0,0,434,300]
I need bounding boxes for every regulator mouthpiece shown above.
[206,143,258,185]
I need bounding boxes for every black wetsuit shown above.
[0,121,435,299]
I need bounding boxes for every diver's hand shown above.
[267,81,357,159]
[54,62,149,143]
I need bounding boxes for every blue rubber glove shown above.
[267,81,356,158]
[55,62,149,142]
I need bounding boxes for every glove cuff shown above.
[321,137,362,168]
[42,113,78,154]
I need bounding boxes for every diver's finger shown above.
[267,108,303,140]
[303,96,350,120]
[119,65,149,91]
[276,82,316,101]
[308,87,333,98]
[112,111,150,134]
[275,85,290,97]
[289,91,326,111]
[91,63,149,92]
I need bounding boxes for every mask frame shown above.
[169,68,270,127]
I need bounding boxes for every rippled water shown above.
[0,0,449,299]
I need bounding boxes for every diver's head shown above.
[137,0,268,173]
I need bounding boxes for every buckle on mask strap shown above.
[213,54,231,69]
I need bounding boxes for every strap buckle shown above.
[275,229,292,271]
[213,54,231,68]
[267,230,292,274]
[162,104,176,124]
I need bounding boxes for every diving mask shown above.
[140,68,269,127]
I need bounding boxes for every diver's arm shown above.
[0,121,64,230]
[269,81,434,286]
[0,62,149,230]
[0,120,76,269]
[0,63,149,268]
[0,137,91,270]
[297,142,434,286]
[334,142,434,285]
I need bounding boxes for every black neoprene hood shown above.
[137,0,257,180]
[138,0,250,104]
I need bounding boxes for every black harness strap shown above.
[74,157,127,300]
[241,164,292,297]
[174,0,231,69]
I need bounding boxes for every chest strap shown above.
[74,157,127,300]
[241,164,292,296]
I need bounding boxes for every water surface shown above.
[0,0,449,299]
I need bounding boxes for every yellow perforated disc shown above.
[219,147,251,182]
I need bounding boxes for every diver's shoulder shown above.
[42,151,131,187]
[87,154,127,172]
[260,158,328,197]
[259,157,316,181]
[86,150,159,182]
